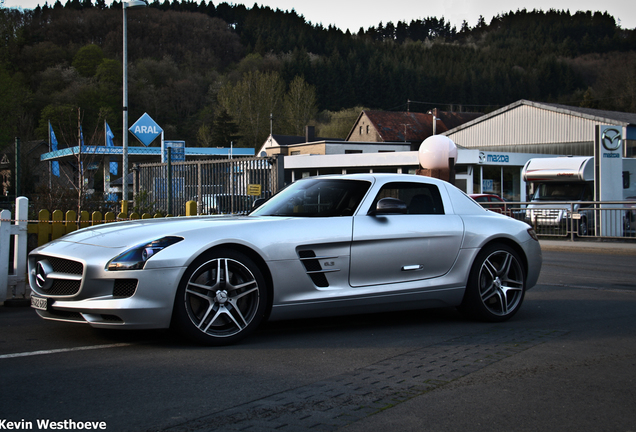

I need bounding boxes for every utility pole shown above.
[14,138,20,197]
[400,124,410,143]
[78,108,83,212]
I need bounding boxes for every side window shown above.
[372,182,444,215]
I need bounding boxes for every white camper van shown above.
[522,156,636,235]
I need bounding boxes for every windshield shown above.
[532,182,593,201]
[250,178,371,217]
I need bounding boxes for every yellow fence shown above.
[27,201,198,247]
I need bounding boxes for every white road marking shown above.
[0,343,132,359]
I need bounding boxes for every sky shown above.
[3,0,635,31]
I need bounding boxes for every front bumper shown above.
[29,253,186,329]
[522,237,542,290]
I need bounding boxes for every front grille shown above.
[47,257,83,275]
[38,309,84,321]
[113,279,138,298]
[32,255,84,297]
[47,280,82,296]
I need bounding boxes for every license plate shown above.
[31,296,47,311]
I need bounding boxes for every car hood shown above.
[46,215,272,248]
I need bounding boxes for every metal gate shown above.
[133,156,283,215]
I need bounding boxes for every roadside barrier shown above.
[26,200,198,247]
[29,209,160,247]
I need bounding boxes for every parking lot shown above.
[1,243,635,431]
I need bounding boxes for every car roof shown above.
[302,173,450,187]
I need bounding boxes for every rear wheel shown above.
[173,249,268,345]
[460,243,525,322]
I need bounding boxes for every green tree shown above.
[315,106,367,139]
[282,76,317,135]
[0,65,31,149]
[72,44,104,77]
[217,70,285,148]
[210,109,241,148]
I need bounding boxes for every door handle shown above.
[401,265,423,271]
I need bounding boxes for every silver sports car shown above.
[29,174,542,345]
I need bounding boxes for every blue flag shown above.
[105,122,115,146]
[105,122,118,175]
[78,125,85,178]
[49,123,60,177]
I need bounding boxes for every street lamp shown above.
[122,0,147,208]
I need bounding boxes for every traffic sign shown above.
[163,141,185,162]
[129,113,162,146]
[247,184,262,196]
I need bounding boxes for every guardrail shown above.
[478,200,636,241]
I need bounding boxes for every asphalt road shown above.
[0,246,635,431]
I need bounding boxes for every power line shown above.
[408,99,505,108]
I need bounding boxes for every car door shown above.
[349,182,463,287]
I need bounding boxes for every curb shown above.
[540,240,636,255]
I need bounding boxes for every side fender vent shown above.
[298,250,330,288]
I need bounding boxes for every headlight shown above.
[107,236,183,271]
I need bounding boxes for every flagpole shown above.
[104,120,108,200]
[78,111,82,210]
[48,120,52,190]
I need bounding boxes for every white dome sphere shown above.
[418,135,458,169]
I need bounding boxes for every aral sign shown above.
[129,113,163,147]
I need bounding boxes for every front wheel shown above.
[173,249,268,345]
[459,244,526,322]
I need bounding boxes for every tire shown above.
[460,243,525,322]
[173,249,268,345]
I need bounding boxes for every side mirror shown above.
[370,197,407,215]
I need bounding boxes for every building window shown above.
[345,150,363,154]
[366,125,369,134]
[359,126,362,135]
